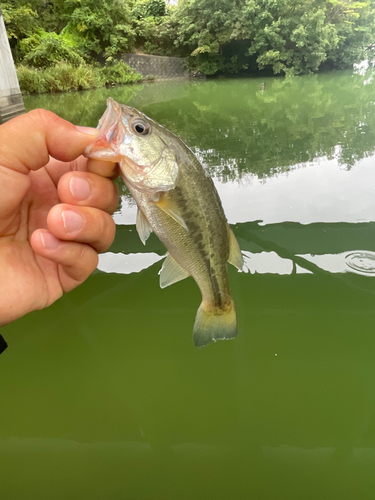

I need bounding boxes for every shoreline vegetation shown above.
[17,61,143,94]
[4,0,375,95]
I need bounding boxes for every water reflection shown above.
[97,252,163,275]
[97,217,375,281]
[241,251,375,276]
[23,85,145,126]
[24,68,375,182]
[138,69,375,178]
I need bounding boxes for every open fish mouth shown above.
[84,98,128,161]
[84,98,179,193]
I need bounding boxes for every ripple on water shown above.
[345,251,375,275]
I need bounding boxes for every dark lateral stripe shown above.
[211,271,222,308]
[0,334,7,355]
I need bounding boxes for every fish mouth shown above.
[84,98,178,193]
[84,98,129,161]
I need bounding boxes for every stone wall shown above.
[0,90,25,124]
[124,54,187,80]
[0,13,25,124]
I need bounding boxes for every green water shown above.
[2,69,375,499]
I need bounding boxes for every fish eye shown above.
[131,119,150,136]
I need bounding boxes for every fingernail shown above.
[76,126,98,136]
[62,210,83,233]
[41,232,59,250]
[70,176,91,201]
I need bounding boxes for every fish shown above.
[84,98,243,347]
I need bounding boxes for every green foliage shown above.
[98,62,143,85]
[324,0,375,68]
[16,65,49,94]
[17,61,142,94]
[3,0,135,62]
[2,1,39,41]
[5,0,142,93]
[132,0,166,19]
[19,31,86,69]
[174,0,375,75]
[43,62,102,92]
[17,62,101,93]
[132,0,179,56]
[4,0,375,82]
[61,0,134,60]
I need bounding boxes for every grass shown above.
[17,61,143,94]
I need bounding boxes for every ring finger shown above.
[47,203,116,254]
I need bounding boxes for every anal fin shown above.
[160,253,189,288]
[227,226,244,270]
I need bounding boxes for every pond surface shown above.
[2,70,375,499]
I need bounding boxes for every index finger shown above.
[0,109,98,224]
[0,109,98,175]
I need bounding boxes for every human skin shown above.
[0,109,119,326]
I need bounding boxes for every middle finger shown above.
[58,171,119,215]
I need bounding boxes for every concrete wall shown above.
[124,54,187,80]
[0,13,25,124]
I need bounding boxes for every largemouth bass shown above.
[85,98,243,347]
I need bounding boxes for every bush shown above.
[44,62,102,92]
[19,31,86,69]
[98,62,143,86]
[17,65,49,94]
[17,62,101,93]
[17,61,142,94]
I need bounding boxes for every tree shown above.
[61,0,135,60]
[173,0,375,75]
[324,0,375,69]
[132,0,178,56]
[2,0,40,56]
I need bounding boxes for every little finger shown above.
[31,230,99,292]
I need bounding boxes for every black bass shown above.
[85,98,243,347]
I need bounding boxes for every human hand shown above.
[0,109,119,326]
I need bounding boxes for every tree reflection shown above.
[23,84,145,127]
[141,69,375,180]
[23,69,375,182]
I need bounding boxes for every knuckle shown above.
[29,108,59,127]
[97,212,115,251]
[76,243,90,264]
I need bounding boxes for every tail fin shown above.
[193,300,237,348]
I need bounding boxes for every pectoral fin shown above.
[160,253,189,288]
[136,208,153,245]
[155,194,188,231]
[227,226,244,271]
